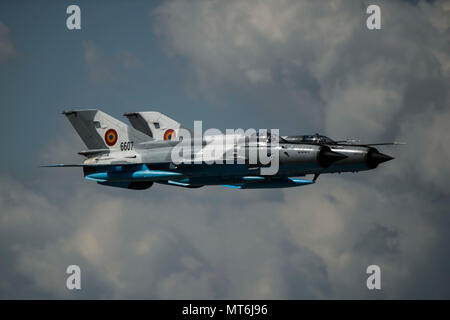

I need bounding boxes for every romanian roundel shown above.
[104,129,118,146]
[164,129,175,140]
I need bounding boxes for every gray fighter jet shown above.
[43,109,399,189]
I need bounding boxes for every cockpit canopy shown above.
[282,134,336,145]
[246,132,335,145]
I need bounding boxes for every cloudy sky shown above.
[0,0,449,299]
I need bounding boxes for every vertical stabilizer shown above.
[124,111,189,141]
[63,109,150,150]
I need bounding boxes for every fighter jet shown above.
[42,109,399,190]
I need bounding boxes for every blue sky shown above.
[0,1,185,176]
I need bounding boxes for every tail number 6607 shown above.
[120,141,134,151]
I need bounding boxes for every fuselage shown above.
[52,109,395,190]
[82,133,393,189]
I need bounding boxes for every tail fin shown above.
[124,111,190,141]
[63,109,150,150]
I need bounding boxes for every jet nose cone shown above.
[367,150,394,168]
[371,152,394,164]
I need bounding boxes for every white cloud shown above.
[0,171,330,298]
[280,177,437,298]
[153,0,449,137]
